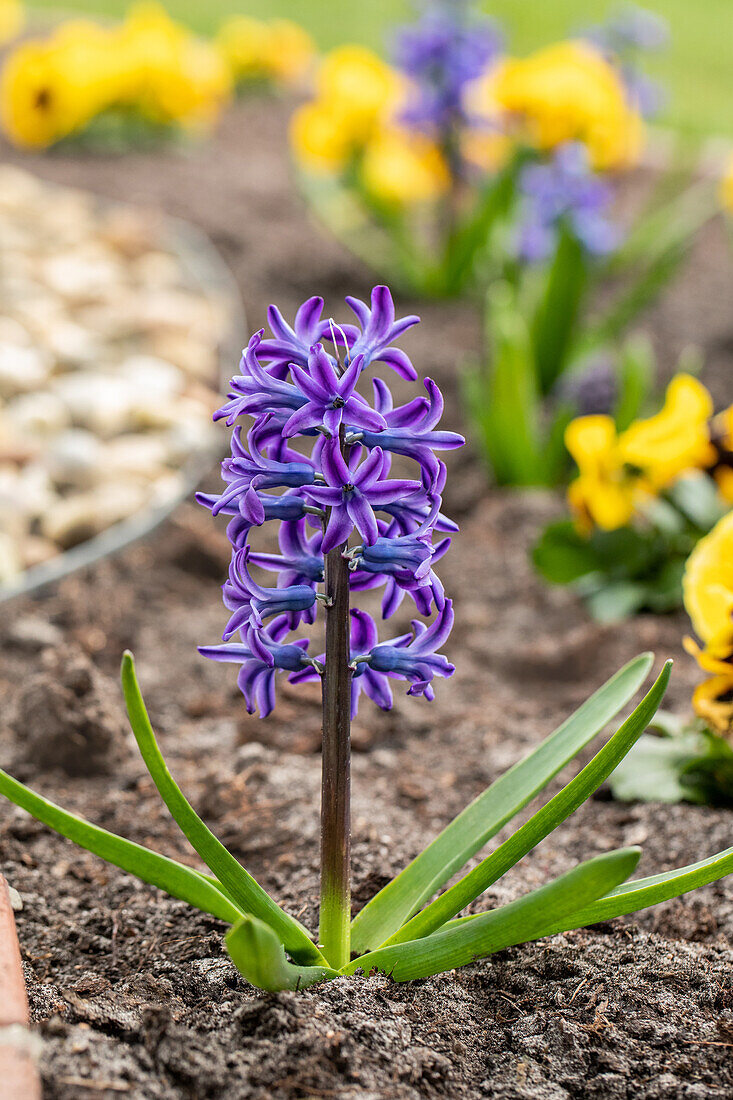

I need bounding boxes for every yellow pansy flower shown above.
[0,0,23,45]
[216,16,271,82]
[683,510,733,735]
[493,41,643,171]
[565,415,638,532]
[116,3,231,129]
[0,35,112,148]
[267,20,316,87]
[289,99,356,173]
[683,510,733,652]
[692,675,733,736]
[619,374,716,491]
[315,45,404,141]
[360,128,449,206]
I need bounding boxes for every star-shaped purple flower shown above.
[305,440,422,554]
[284,344,386,438]
[346,377,464,483]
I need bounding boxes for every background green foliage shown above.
[31,1,733,139]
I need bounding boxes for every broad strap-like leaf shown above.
[341,848,640,982]
[226,916,339,992]
[536,844,733,936]
[350,653,654,953]
[380,661,671,947]
[121,652,326,967]
[0,767,242,924]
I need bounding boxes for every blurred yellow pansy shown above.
[360,128,449,206]
[0,0,23,45]
[493,40,643,171]
[565,415,638,532]
[683,510,733,652]
[619,374,715,491]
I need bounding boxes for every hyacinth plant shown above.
[2,287,733,991]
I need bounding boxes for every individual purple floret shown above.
[517,143,621,263]
[200,285,464,719]
[333,286,420,379]
[305,440,422,554]
[346,377,464,482]
[285,346,384,438]
[394,0,502,141]
[199,617,317,718]
[223,548,317,636]
[357,600,456,701]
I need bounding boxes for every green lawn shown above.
[31,1,732,139]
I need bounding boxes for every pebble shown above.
[0,165,233,588]
[7,616,64,651]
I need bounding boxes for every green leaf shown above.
[342,848,640,982]
[121,652,325,967]
[381,661,671,947]
[226,916,338,992]
[615,334,655,431]
[538,844,733,936]
[530,227,587,395]
[469,281,545,486]
[532,521,601,585]
[583,580,651,623]
[0,767,242,924]
[609,732,707,804]
[350,652,654,954]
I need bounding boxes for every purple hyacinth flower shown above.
[199,617,316,718]
[394,0,502,137]
[247,519,324,587]
[346,377,464,483]
[363,599,456,700]
[284,344,386,438]
[223,547,317,636]
[329,286,420,380]
[305,439,422,554]
[517,144,621,263]
[256,296,330,379]
[379,460,459,535]
[289,609,395,717]
[348,501,451,618]
[210,423,317,525]
[214,331,308,425]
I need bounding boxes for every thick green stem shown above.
[319,537,352,969]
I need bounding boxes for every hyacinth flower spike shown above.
[8,287,730,998]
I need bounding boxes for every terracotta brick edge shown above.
[0,875,41,1100]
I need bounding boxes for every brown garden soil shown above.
[1,98,733,1099]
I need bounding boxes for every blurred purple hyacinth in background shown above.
[393,0,502,154]
[517,143,621,263]
[558,359,619,417]
[583,4,669,118]
[198,285,464,717]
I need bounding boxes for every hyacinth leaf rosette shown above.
[2,291,733,993]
